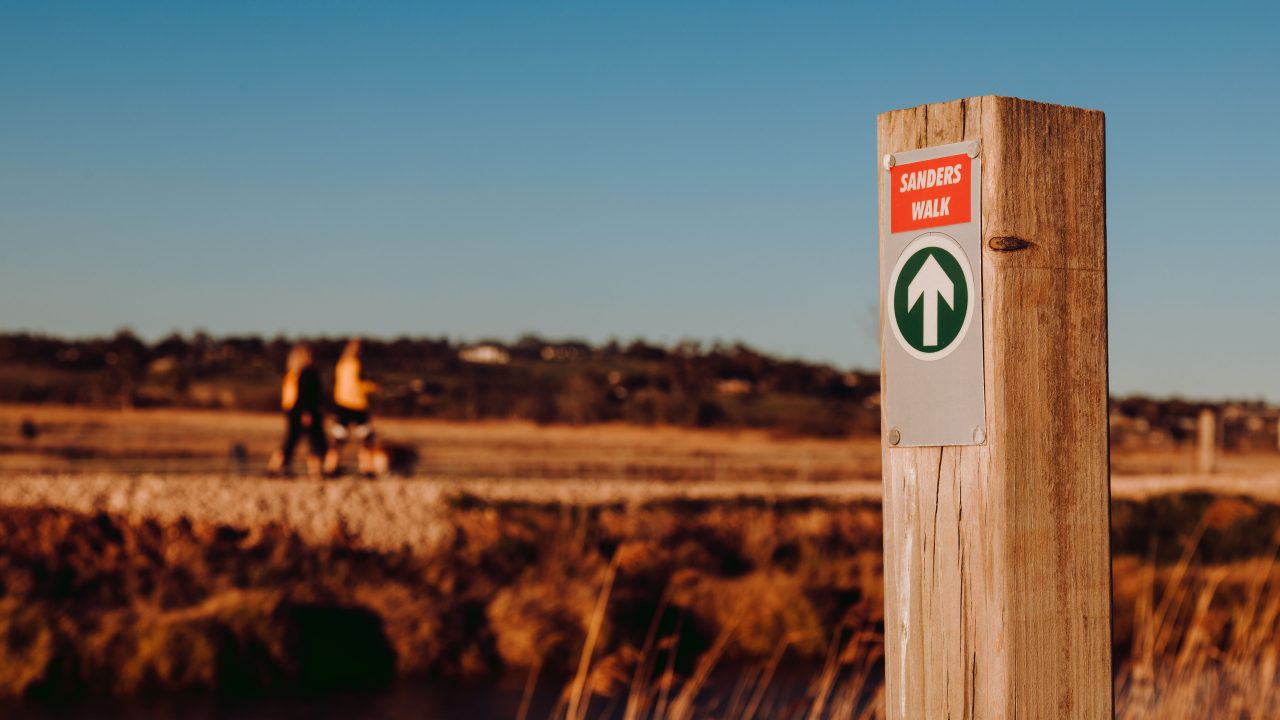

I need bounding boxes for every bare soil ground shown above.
[0,404,884,482]
[4,403,1279,480]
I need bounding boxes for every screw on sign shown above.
[886,234,974,361]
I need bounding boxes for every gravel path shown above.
[0,474,452,553]
[4,472,1280,556]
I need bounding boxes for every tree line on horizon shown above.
[0,330,1276,446]
[0,330,880,438]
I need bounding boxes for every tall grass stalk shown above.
[566,554,621,720]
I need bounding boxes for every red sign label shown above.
[890,153,971,233]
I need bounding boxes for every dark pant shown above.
[282,409,327,464]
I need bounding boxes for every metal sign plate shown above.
[880,141,986,447]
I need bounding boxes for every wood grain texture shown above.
[878,96,1112,719]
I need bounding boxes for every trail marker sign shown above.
[880,141,985,446]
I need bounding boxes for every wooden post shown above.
[878,97,1112,718]
[1197,407,1216,474]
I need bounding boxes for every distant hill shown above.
[0,331,879,438]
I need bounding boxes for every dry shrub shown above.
[0,507,431,700]
[612,539,671,577]
[1202,497,1260,530]
[487,560,606,674]
[110,589,288,695]
[351,582,443,675]
[674,571,824,658]
[0,600,57,698]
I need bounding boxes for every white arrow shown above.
[907,254,954,347]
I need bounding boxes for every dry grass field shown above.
[4,405,1280,718]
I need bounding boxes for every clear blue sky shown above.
[2,1,1278,399]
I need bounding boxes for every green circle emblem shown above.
[888,235,973,360]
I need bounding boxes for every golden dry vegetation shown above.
[3,405,1280,718]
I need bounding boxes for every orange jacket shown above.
[334,356,376,410]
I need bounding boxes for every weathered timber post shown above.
[878,97,1112,718]
[1197,407,1216,474]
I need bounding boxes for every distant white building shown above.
[459,344,510,365]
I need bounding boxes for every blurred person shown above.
[325,338,379,475]
[266,343,327,478]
